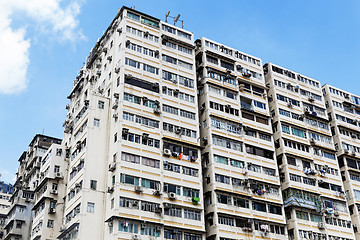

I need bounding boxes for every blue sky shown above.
[0,0,359,183]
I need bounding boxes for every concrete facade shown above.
[60,6,204,240]
[195,38,286,240]
[264,63,355,240]
[323,85,360,240]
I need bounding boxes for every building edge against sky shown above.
[3,5,360,240]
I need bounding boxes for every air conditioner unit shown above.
[262,93,267,99]
[352,151,356,156]
[115,67,120,73]
[112,113,118,119]
[51,189,58,195]
[134,186,143,193]
[225,104,231,109]
[132,234,140,240]
[318,222,325,229]
[108,221,113,227]
[141,223,147,229]
[163,203,172,209]
[107,187,114,193]
[344,149,349,154]
[156,226,162,231]
[299,114,305,120]
[122,128,129,134]
[174,127,182,134]
[75,183,81,188]
[131,200,139,207]
[308,96,315,102]
[109,163,116,171]
[153,107,161,114]
[112,102,118,109]
[287,102,293,108]
[163,149,171,157]
[304,107,310,114]
[351,134,357,138]
[153,190,162,196]
[55,172,63,179]
[309,138,316,144]
[239,84,245,91]
[168,192,176,199]
[154,207,162,213]
[99,87,105,94]
[60,225,66,232]
[48,208,56,214]
[96,70,101,76]
[142,133,149,140]
[334,211,340,216]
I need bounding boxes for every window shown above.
[118,221,139,233]
[164,206,182,217]
[121,152,140,164]
[183,187,199,198]
[252,201,267,212]
[87,202,95,213]
[163,183,181,195]
[233,197,249,208]
[93,118,100,127]
[141,178,159,190]
[268,205,282,215]
[98,101,104,109]
[90,180,97,190]
[184,209,201,221]
[120,174,139,186]
[47,220,54,228]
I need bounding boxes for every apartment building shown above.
[60,6,204,240]
[0,182,14,240]
[195,38,286,240]
[30,143,66,240]
[4,134,61,240]
[323,85,360,239]
[264,63,355,240]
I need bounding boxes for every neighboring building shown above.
[195,38,286,240]
[0,182,14,239]
[30,143,67,240]
[4,134,61,240]
[323,84,360,240]
[60,6,204,240]
[264,63,355,240]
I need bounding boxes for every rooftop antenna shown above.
[165,11,170,23]
[165,12,184,28]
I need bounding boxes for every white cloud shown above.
[0,168,16,184]
[0,0,84,94]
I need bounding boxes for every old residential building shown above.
[196,38,286,240]
[264,63,355,240]
[0,182,13,240]
[323,85,360,240]
[60,6,204,240]
[5,135,61,240]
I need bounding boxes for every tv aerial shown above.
[165,11,184,28]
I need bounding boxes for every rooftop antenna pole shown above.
[165,11,170,23]
[174,14,180,26]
